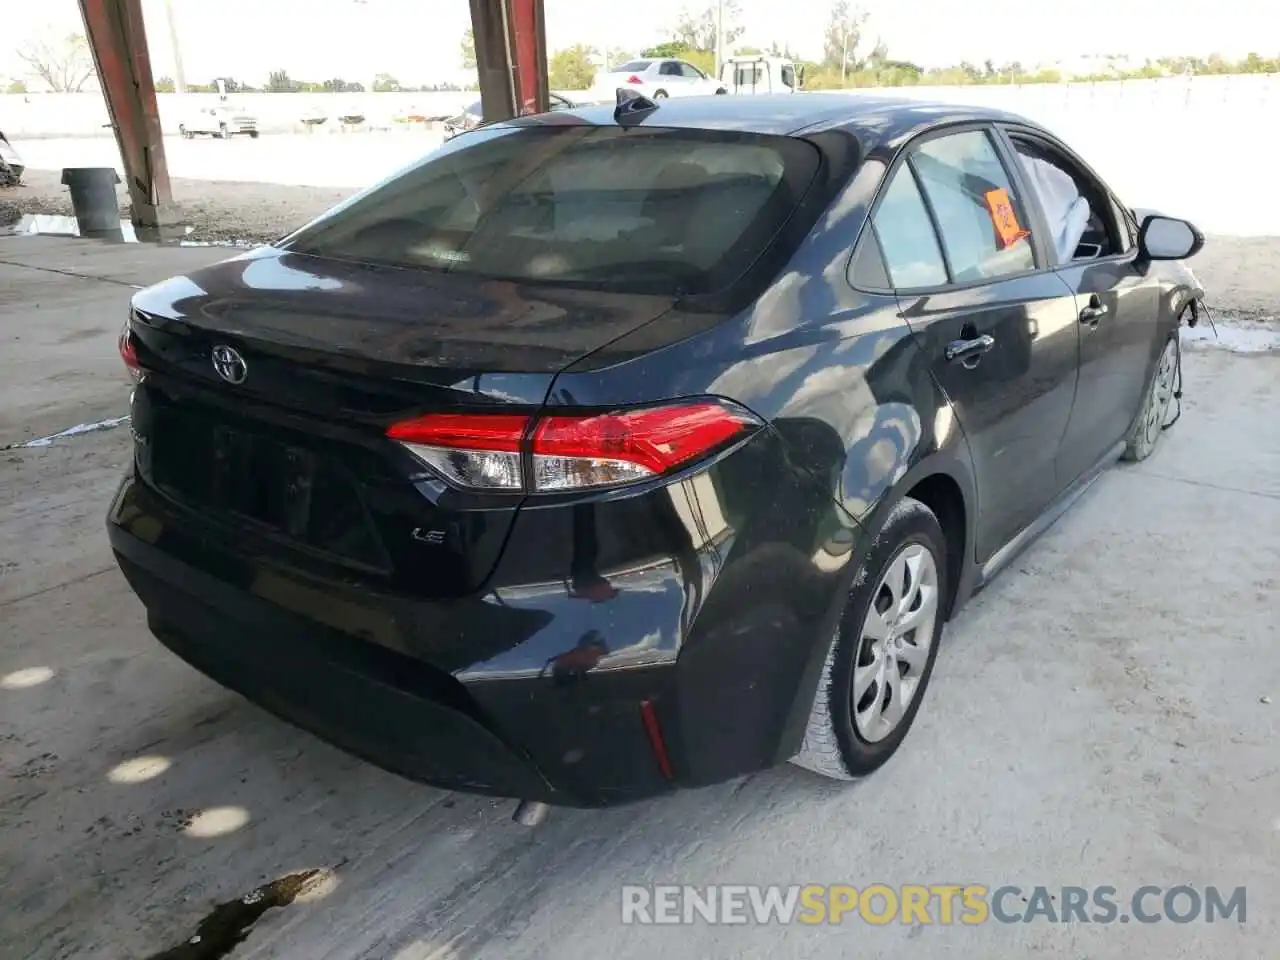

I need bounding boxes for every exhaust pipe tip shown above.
[512,800,551,826]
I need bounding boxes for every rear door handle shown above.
[945,334,996,364]
[1079,295,1109,326]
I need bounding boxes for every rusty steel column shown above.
[78,0,175,228]
[509,0,548,116]
[468,0,547,124]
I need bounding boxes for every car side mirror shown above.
[1138,215,1204,261]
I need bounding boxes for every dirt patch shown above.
[7,169,349,245]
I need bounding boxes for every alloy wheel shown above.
[1141,339,1178,451]
[852,542,940,743]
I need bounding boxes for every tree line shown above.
[532,0,1280,91]
[8,15,1279,96]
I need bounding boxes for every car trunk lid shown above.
[127,246,677,598]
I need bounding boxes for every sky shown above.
[3,0,1277,89]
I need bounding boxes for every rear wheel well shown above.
[903,475,965,620]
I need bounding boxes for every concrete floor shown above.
[1,236,1277,959]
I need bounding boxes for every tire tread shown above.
[791,496,940,781]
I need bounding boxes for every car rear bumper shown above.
[108,469,688,806]
[107,415,852,806]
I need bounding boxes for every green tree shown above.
[5,79,28,94]
[823,1,869,80]
[267,70,298,93]
[640,42,714,75]
[642,41,690,58]
[671,2,743,52]
[549,45,597,90]
[154,75,176,93]
[373,73,401,92]
[603,48,634,71]
[461,28,476,70]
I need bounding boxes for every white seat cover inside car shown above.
[1019,154,1091,261]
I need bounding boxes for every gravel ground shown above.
[2,168,349,244]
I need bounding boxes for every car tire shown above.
[792,496,948,780]
[178,124,189,139]
[248,131,260,139]
[715,88,727,94]
[1122,334,1179,462]
[653,89,669,99]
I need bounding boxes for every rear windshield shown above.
[282,126,820,296]
[615,60,652,73]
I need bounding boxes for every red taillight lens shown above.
[387,413,529,490]
[627,75,644,84]
[387,413,528,452]
[118,317,142,382]
[532,402,755,491]
[386,401,759,493]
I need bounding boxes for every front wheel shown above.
[247,130,260,139]
[715,88,727,95]
[652,89,669,99]
[792,496,948,780]
[1122,335,1179,462]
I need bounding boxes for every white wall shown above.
[0,91,481,138]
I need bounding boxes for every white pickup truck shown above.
[717,56,805,95]
[178,105,260,139]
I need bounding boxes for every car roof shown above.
[506,93,1039,144]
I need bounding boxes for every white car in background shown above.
[179,105,259,139]
[594,58,727,99]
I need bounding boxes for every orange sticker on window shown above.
[985,188,1030,249]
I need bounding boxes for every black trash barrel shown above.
[61,167,121,235]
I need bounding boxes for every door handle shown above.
[1079,295,1109,326]
[945,334,996,364]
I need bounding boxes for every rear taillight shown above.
[118,316,142,382]
[387,413,527,490]
[387,400,760,493]
[627,75,644,85]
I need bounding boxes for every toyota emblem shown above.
[211,344,247,384]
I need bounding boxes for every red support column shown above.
[509,0,548,116]
[468,0,547,124]
[78,0,175,228]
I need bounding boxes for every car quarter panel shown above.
[517,144,987,779]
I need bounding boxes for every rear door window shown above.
[283,126,821,297]
[615,60,651,73]
[869,165,949,289]
[911,129,1036,282]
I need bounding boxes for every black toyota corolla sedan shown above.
[110,93,1204,809]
